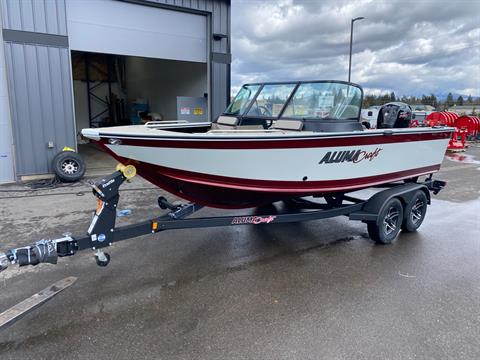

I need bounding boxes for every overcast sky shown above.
[230,0,480,97]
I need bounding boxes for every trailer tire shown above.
[367,198,403,244]
[402,190,428,232]
[53,151,85,182]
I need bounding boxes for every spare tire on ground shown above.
[52,150,86,182]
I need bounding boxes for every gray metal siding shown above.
[212,62,227,118]
[1,0,67,35]
[4,42,75,175]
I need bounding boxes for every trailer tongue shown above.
[0,163,446,329]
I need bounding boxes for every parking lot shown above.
[0,145,479,360]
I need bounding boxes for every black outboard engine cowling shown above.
[377,102,412,128]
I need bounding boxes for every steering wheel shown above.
[257,105,274,128]
[258,105,272,117]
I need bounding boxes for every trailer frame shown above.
[0,166,446,270]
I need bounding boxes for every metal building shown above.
[0,0,231,182]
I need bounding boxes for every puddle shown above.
[445,153,480,164]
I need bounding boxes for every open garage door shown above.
[66,0,207,63]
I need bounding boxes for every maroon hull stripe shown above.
[148,163,441,193]
[99,130,452,149]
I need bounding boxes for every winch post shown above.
[87,164,136,249]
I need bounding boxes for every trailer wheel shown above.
[53,151,85,182]
[402,190,428,232]
[367,198,404,244]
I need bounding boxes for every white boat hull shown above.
[82,126,453,208]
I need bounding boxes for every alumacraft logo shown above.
[231,215,277,225]
[319,147,383,164]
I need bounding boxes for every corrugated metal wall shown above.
[1,0,67,35]
[1,0,230,177]
[3,42,75,176]
[0,6,15,183]
[1,0,73,176]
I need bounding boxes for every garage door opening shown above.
[71,50,208,175]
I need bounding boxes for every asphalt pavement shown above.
[0,145,479,360]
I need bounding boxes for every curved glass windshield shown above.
[224,84,260,115]
[247,84,296,117]
[223,81,362,120]
[282,82,362,120]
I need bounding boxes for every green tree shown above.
[381,93,390,104]
[421,94,438,108]
[446,92,454,108]
[467,95,473,104]
[430,94,438,108]
[390,92,396,102]
[457,96,464,106]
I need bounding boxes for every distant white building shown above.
[447,105,478,115]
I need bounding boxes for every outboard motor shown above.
[377,102,412,128]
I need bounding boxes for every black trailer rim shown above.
[383,206,400,235]
[410,198,425,225]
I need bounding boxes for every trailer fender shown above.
[349,183,430,224]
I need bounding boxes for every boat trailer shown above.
[0,164,446,327]
[0,164,445,270]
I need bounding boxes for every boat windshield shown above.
[282,82,362,120]
[246,83,296,117]
[224,81,362,120]
[224,84,260,115]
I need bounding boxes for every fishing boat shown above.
[81,80,454,208]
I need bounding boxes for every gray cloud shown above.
[231,0,480,97]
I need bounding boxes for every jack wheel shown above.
[402,190,428,232]
[158,196,168,209]
[95,252,110,267]
[367,197,404,244]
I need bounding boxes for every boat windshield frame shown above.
[223,80,364,122]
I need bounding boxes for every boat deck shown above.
[82,122,455,140]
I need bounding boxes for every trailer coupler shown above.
[0,164,136,271]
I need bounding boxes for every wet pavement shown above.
[0,145,479,360]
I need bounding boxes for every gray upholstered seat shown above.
[272,119,304,131]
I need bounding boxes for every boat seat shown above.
[216,115,239,127]
[211,116,239,130]
[217,116,239,126]
[272,119,304,131]
[212,115,264,130]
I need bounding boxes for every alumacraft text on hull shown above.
[81,80,454,208]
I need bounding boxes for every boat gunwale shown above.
[91,126,455,142]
